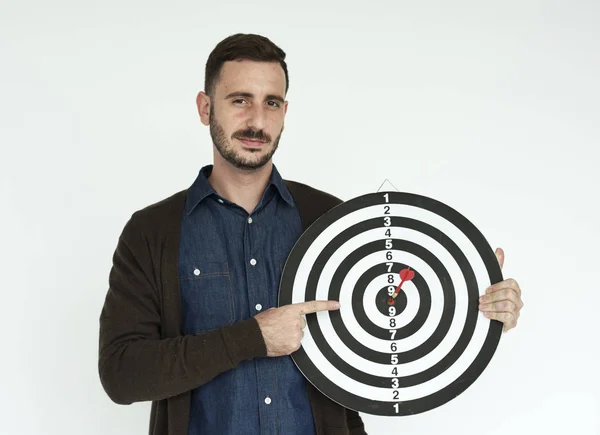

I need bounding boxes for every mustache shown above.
[232,129,271,142]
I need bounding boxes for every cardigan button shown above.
[264,396,272,405]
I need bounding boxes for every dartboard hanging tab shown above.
[376,179,400,193]
[279,191,503,416]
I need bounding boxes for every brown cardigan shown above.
[98,180,367,435]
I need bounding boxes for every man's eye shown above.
[233,99,247,104]
[267,101,280,108]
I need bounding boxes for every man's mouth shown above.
[237,138,267,147]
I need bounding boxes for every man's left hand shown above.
[478,247,524,332]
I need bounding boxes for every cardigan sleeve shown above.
[347,409,368,434]
[98,216,267,405]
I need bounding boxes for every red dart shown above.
[393,267,415,298]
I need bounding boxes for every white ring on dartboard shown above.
[331,235,469,361]
[279,192,502,416]
[332,252,445,355]
[330,232,452,339]
[296,225,468,368]
[361,270,421,330]
[300,217,482,387]
[334,250,442,349]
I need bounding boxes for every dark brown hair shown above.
[204,33,289,96]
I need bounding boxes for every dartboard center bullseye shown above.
[378,286,406,315]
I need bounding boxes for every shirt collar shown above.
[269,164,295,206]
[184,164,294,216]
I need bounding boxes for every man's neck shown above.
[208,158,273,214]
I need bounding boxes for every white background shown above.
[1,0,598,434]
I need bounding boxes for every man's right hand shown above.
[254,300,340,357]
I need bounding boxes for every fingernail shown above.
[333,301,340,309]
[479,295,486,303]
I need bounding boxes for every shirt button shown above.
[264,396,271,405]
[250,258,257,266]
[247,217,253,224]
[255,303,262,311]
[217,198,224,204]
[193,268,200,276]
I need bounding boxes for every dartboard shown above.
[279,191,503,416]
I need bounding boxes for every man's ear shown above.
[281,100,289,132]
[196,91,211,126]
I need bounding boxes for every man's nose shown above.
[246,105,267,131]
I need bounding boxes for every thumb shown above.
[495,247,505,270]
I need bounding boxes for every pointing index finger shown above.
[293,300,341,315]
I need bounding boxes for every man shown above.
[98,34,524,435]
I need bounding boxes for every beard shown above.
[209,106,282,170]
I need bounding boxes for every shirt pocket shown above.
[179,261,235,334]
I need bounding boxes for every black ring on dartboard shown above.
[279,192,503,416]
[324,238,457,366]
[288,221,474,393]
[304,240,461,387]
[351,262,431,340]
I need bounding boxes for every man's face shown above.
[206,60,288,170]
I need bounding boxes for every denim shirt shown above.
[179,165,316,435]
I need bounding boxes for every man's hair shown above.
[204,33,289,97]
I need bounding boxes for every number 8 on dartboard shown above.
[279,191,503,416]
